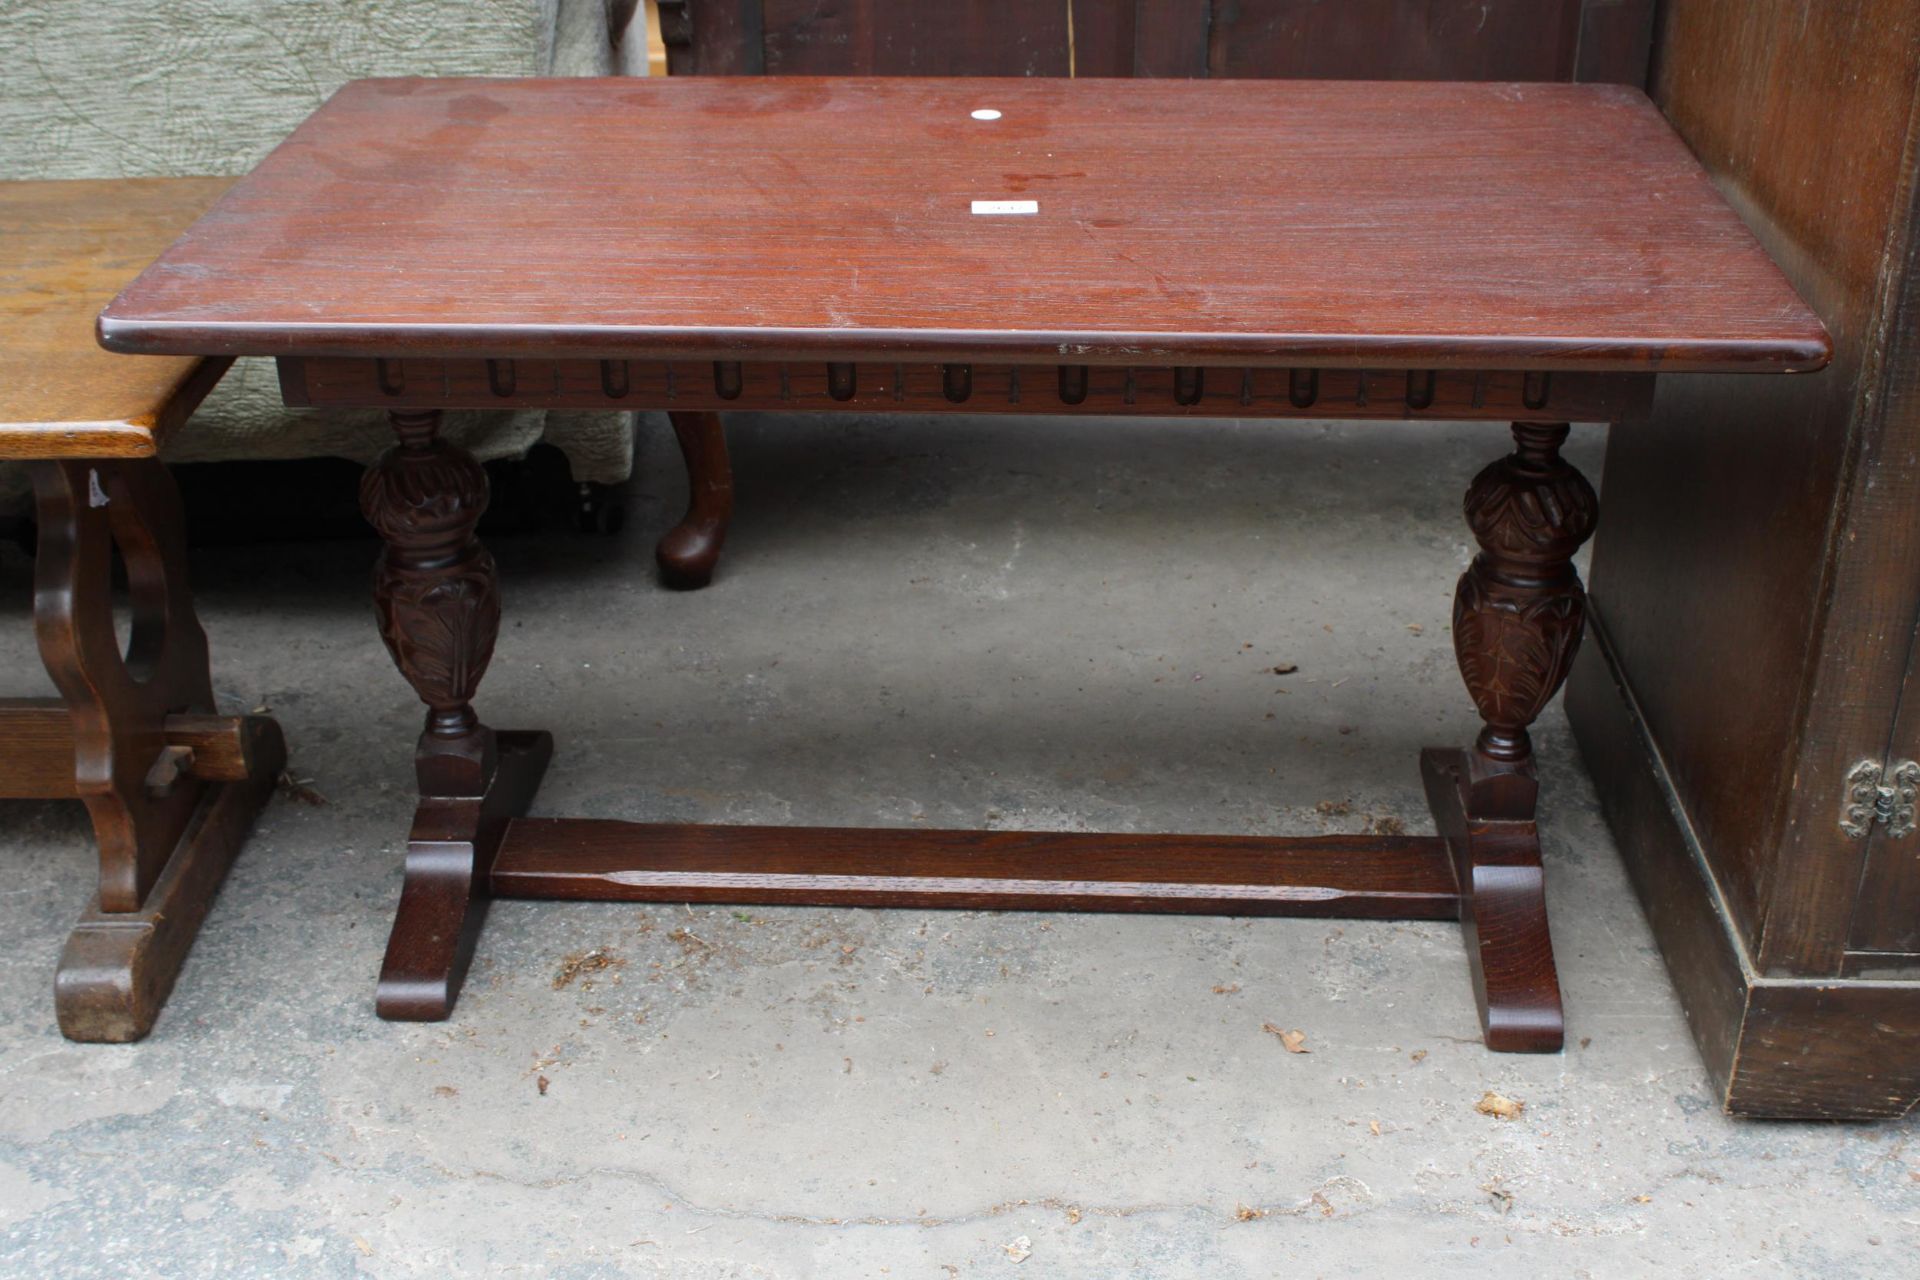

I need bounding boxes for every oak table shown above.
[2,178,285,1041]
[98,77,1828,1050]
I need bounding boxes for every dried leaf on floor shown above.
[1212,983,1241,995]
[1004,1235,1032,1263]
[1234,1204,1266,1221]
[1475,1090,1525,1120]
[552,948,621,990]
[536,1075,550,1096]
[277,770,328,806]
[1410,1049,1428,1064]
[1262,1024,1310,1053]
[669,927,712,954]
[1368,1120,1381,1136]
[1271,663,1299,675]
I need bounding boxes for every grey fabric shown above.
[0,1,634,506]
[0,2,546,179]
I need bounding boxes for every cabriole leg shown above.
[1422,420,1597,1052]
[362,410,550,1020]
[656,410,733,589]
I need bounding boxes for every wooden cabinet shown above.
[655,0,1653,84]
[1566,0,1920,1119]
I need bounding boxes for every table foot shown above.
[376,729,552,1020]
[1421,746,1564,1052]
[656,411,732,590]
[54,715,284,1042]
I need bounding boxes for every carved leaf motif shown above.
[1463,460,1598,562]
[359,442,491,549]
[374,551,501,712]
[1453,567,1586,730]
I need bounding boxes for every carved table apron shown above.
[94,77,1831,1050]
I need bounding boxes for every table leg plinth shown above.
[54,714,284,1042]
[376,729,552,1020]
[1420,747,1565,1052]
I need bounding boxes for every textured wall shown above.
[0,1,545,179]
[0,1,632,495]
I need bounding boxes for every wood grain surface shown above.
[98,77,1827,372]
[1,178,234,456]
[0,701,272,799]
[490,818,1463,917]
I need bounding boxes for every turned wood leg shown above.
[32,458,284,1041]
[656,410,733,590]
[362,410,550,1020]
[1423,421,1597,1052]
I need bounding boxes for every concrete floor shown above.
[0,414,1914,1279]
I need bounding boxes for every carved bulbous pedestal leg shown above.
[1455,421,1599,802]
[362,410,550,1019]
[656,410,734,590]
[1421,421,1597,1052]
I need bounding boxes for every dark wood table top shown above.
[99,77,1827,374]
[3,178,233,457]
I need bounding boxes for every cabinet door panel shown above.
[665,0,1651,83]
[760,0,1073,76]
[1206,0,1582,81]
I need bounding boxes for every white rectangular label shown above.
[971,199,1038,216]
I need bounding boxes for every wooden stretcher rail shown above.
[489,818,1463,917]
[0,701,267,799]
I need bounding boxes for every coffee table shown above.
[1,178,285,1041]
[97,77,1828,1050]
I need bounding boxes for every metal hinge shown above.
[1840,759,1920,838]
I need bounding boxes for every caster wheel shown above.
[574,485,626,536]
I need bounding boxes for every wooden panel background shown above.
[1581,0,1920,975]
[1839,113,1920,964]
[661,0,1654,84]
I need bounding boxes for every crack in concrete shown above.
[417,1159,1376,1231]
